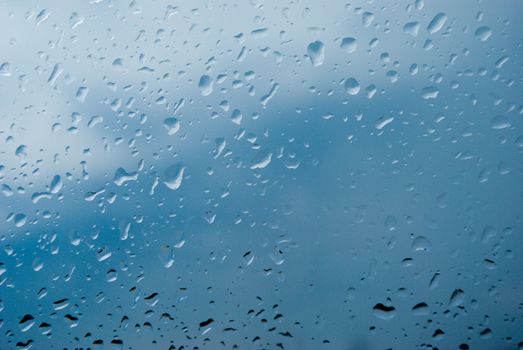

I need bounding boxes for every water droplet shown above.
[213,138,226,159]
[164,162,186,190]
[250,150,272,170]
[403,21,420,37]
[427,13,447,34]
[251,27,269,39]
[0,62,11,76]
[88,115,103,128]
[483,259,497,270]
[32,257,44,272]
[490,115,511,129]
[106,269,117,282]
[411,302,429,316]
[344,78,360,95]
[119,221,131,240]
[112,58,126,71]
[75,86,89,103]
[411,236,432,252]
[15,145,28,158]
[362,12,375,27]
[35,9,50,25]
[475,26,492,42]
[50,175,62,194]
[421,86,439,99]
[159,245,175,268]
[375,116,394,130]
[231,109,243,125]
[1,184,13,197]
[14,213,27,227]
[260,83,279,107]
[113,167,138,186]
[48,63,63,86]
[199,75,213,96]
[163,117,180,135]
[372,303,396,320]
[96,247,112,262]
[449,289,465,307]
[340,37,357,53]
[19,314,35,332]
[307,41,325,67]
[31,192,52,203]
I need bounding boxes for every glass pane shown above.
[1,0,522,349]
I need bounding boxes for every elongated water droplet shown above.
[250,150,272,170]
[48,63,63,86]
[427,13,447,34]
[199,75,213,96]
[421,86,439,99]
[307,41,325,67]
[164,162,186,190]
[449,289,465,307]
[113,167,138,186]
[372,303,396,320]
[50,175,62,194]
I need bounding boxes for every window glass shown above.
[1,1,522,349]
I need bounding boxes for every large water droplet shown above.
[372,303,396,320]
[340,37,357,53]
[490,115,511,129]
[344,78,360,95]
[163,117,180,135]
[421,86,439,99]
[403,21,420,37]
[199,75,213,96]
[113,167,138,186]
[307,41,325,67]
[412,236,432,252]
[50,175,62,194]
[427,13,447,34]
[475,26,492,42]
[449,288,465,307]
[250,150,272,170]
[164,162,186,190]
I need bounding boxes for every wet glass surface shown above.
[0,0,522,349]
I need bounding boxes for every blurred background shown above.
[0,0,522,349]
